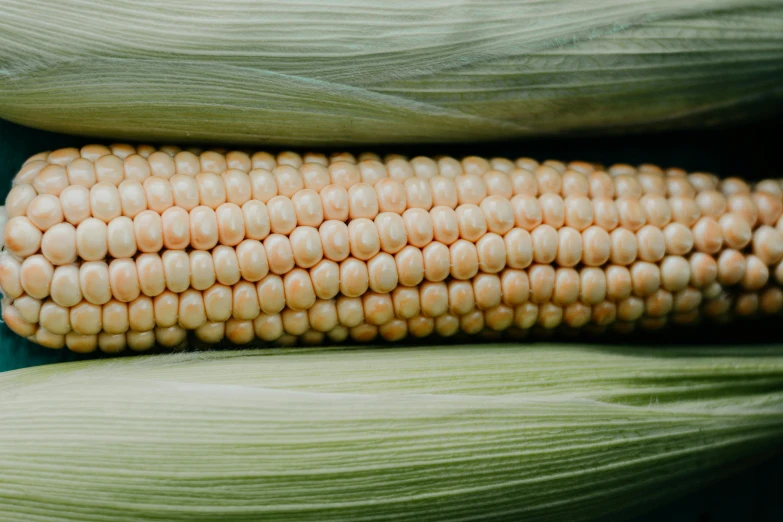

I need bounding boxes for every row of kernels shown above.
[8,285,782,352]
[20,146,783,201]
[10,164,782,243]
[22,151,782,215]
[6,257,759,341]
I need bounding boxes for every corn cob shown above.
[2,145,782,353]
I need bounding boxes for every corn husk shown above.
[0,344,781,521]
[0,1,782,145]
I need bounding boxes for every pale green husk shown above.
[0,344,782,521]
[0,1,782,145]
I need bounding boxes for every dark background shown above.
[1,117,781,521]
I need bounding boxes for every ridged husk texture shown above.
[0,344,782,521]
[0,0,782,145]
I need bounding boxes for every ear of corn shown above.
[0,1,781,145]
[0,344,781,521]
[2,145,783,352]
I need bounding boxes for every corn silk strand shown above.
[0,344,782,521]
[0,0,782,145]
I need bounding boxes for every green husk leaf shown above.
[0,1,782,145]
[1,344,782,521]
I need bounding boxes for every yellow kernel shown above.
[727,194,757,227]
[232,281,261,321]
[241,200,271,241]
[160,207,189,250]
[529,264,555,303]
[580,267,607,305]
[504,228,533,269]
[49,264,81,307]
[200,151,227,175]
[339,257,369,298]
[753,226,783,265]
[716,249,746,286]
[617,296,644,322]
[513,302,539,329]
[509,168,537,197]
[253,313,283,342]
[328,161,360,189]
[588,171,614,198]
[5,216,42,257]
[662,222,694,256]
[395,246,424,287]
[605,265,632,301]
[165,175,198,213]
[445,280,474,316]
[226,319,255,345]
[753,191,782,226]
[609,227,637,265]
[456,175,487,205]
[264,234,295,275]
[274,165,304,197]
[128,296,155,332]
[348,218,381,261]
[307,300,338,333]
[473,273,502,310]
[136,253,165,297]
[742,255,769,290]
[393,286,421,319]
[530,224,558,264]
[538,302,564,329]
[310,259,340,300]
[193,322,224,344]
[189,206,219,250]
[367,252,398,294]
[563,195,593,231]
[177,289,207,329]
[510,195,542,231]
[449,240,479,280]
[212,245,241,286]
[337,296,364,328]
[33,164,69,196]
[362,292,394,326]
[581,226,610,266]
[321,184,350,221]
[673,287,702,313]
[429,176,458,208]
[248,169,277,203]
[564,302,592,328]
[453,205,485,243]
[41,222,77,266]
[539,193,565,228]
[403,208,435,247]
[204,284,233,322]
[556,227,582,268]
[421,241,449,282]
[591,301,616,326]
[148,151,177,179]
[236,239,269,282]
[143,177,173,213]
[689,253,718,288]
[39,299,71,335]
[420,281,449,318]
[405,178,433,210]
[480,196,514,235]
[535,166,562,194]
[592,198,619,231]
[562,170,589,197]
[101,299,129,335]
[636,225,665,263]
[549,267,578,306]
